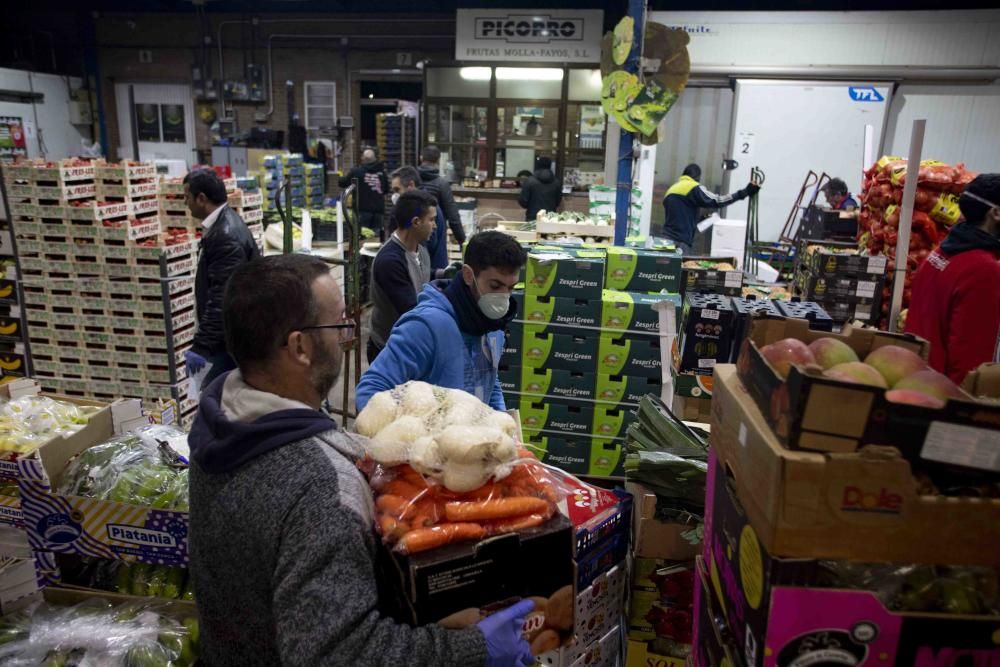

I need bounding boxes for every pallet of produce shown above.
[0,587,200,665]
[64,200,131,222]
[22,424,190,566]
[96,179,159,200]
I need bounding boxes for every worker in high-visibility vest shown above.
[661,163,760,253]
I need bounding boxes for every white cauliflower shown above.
[355,391,399,437]
[399,381,439,418]
[366,415,427,465]
[435,425,506,465]
[443,461,493,493]
[487,411,519,438]
[410,436,445,475]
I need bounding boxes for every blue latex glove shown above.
[477,599,535,667]
[185,350,208,376]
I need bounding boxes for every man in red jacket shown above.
[906,174,1000,383]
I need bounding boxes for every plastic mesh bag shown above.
[355,382,520,492]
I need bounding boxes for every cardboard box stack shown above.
[792,239,887,327]
[227,178,265,252]
[10,159,195,423]
[694,318,1000,667]
[257,153,305,210]
[501,245,682,478]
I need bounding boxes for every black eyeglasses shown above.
[297,320,356,341]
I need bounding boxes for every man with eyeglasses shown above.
[187,253,532,666]
[368,189,435,364]
[356,230,526,412]
[907,174,1000,383]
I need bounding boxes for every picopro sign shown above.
[456,9,604,63]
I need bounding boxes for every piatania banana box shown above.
[18,404,194,568]
[525,248,605,300]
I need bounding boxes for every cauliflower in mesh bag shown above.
[355,382,522,491]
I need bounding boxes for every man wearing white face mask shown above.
[368,190,435,364]
[356,230,526,411]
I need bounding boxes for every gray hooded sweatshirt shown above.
[188,370,487,666]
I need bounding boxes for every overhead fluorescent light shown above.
[496,68,564,81]
[459,67,491,81]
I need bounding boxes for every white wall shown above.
[0,68,92,219]
[0,68,90,161]
[885,84,1000,175]
[649,10,1000,68]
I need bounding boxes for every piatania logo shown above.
[475,15,584,43]
[841,486,903,514]
[107,524,178,548]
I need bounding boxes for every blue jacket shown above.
[356,282,506,412]
[423,206,449,271]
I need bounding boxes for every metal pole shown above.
[889,119,925,333]
[613,0,644,247]
[128,85,140,161]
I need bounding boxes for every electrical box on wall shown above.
[68,96,92,125]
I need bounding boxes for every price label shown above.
[856,280,876,298]
[698,359,716,369]
[922,422,1000,472]
[856,304,872,320]
[867,256,887,274]
[724,272,743,288]
[701,309,720,320]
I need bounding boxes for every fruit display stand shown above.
[10,159,196,425]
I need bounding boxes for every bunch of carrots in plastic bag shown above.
[369,447,567,555]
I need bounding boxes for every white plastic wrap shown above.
[0,396,95,453]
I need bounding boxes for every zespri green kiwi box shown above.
[525,247,606,299]
[517,330,600,374]
[522,431,626,478]
[605,247,682,293]
[505,366,659,406]
[601,290,681,336]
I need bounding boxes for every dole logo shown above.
[841,486,903,514]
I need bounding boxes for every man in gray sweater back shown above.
[188,254,534,666]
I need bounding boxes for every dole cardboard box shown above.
[600,290,681,338]
[626,481,702,561]
[735,317,1000,486]
[525,247,605,300]
[521,330,601,374]
[523,431,625,478]
[710,364,1000,567]
[605,247,682,293]
[703,428,1000,667]
[597,335,663,380]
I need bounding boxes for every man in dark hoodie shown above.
[356,230,526,412]
[188,253,534,666]
[418,145,466,245]
[339,148,389,240]
[518,156,563,222]
[907,173,1000,383]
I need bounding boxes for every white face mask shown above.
[391,192,400,205]
[478,292,510,320]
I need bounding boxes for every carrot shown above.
[462,481,503,501]
[516,446,537,460]
[397,522,487,555]
[445,497,550,523]
[378,514,410,542]
[397,465,429,486]
[383,479,428,501]
[489,513,548,534]
[376,494,419,519]
[409,499,443,528]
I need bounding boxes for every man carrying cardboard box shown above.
[187,254,533,666]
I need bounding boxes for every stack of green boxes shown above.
[500,244,682,478]
[304,163,324,209]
